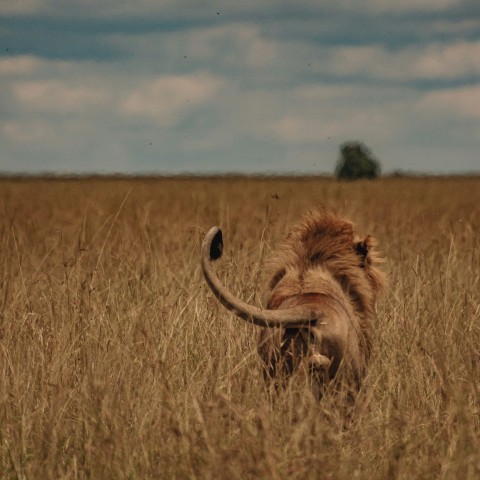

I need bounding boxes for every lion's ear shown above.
[354,235,374,266]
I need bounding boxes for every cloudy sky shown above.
[1,1,479,174]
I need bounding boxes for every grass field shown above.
[1,175,479,479]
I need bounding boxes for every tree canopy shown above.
[335,141,381,180]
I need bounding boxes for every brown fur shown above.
[258,207,386,393]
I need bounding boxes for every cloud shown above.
[121,72,224,126]
[3,120,57,144]
[0,55,42,76]
[106,22,480,92]
[137,22,480,85]
[418,85,480,119]
[13,80,112,113]
[6,56,225,128]
[323,41,480,81]
[0,56,232,172]
[1,0,479,176]
[410,42,480,79]
[1,50,478,174]
[0,0,468,17]
[0,0,176,16]
[266,113,391,144]
[185,24,279,69]
[356,0,463,12]
[107,23,280,76]
[0,0,42,15]
[428,19,480,35]
[258,83,413,145]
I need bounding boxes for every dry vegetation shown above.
[0,175,479,479]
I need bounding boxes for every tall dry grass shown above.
[0,176,479,479]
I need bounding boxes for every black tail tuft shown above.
[210,229,223,260]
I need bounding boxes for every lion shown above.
[201,207,386,395]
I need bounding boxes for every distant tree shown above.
[335,141,381,180]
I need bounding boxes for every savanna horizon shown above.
[1,175,479,479]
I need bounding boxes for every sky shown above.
[1,0,479,175]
